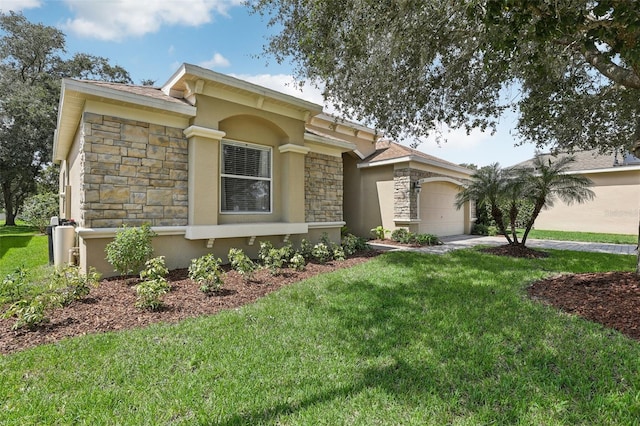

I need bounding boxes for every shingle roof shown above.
[511,149,640,172]
[79,80,192,107]
[362,140,462,168]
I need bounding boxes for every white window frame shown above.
[220,139,273,214]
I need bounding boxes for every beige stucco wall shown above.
[534,169,639,235]
[343,155,395,237]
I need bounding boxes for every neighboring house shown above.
[53,63,474,275]
[513,150,640,235]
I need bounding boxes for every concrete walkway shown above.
[370,234,638,256]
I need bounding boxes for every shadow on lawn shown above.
[0,235,35,259]
[220,250,638,424]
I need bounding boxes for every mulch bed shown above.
[528,271,640,340]
[0,252,380,355]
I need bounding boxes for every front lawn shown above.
[1,249,638,424]
[0,224,48,277]
[521,228,637,244]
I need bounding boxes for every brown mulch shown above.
[0,252,379,355]
[2,245,639,355]
[528,271,640,340]
[481,244,550,258]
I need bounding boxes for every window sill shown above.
[184,222,308,240]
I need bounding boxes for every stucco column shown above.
[184,126,226,225]
[279,144,311,223]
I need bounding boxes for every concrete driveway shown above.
[371,234,638,256]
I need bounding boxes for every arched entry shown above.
[418,177,465,236]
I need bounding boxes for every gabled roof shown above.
[358,140,472,175]
[512,149,640,173]
[53,78,197,163]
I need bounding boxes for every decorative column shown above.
[183,125,226,225]
[279,143,311,223]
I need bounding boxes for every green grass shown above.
[1,249,638,424]
[522,228,637,244]
[0,224,48,278]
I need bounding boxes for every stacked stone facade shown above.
[304,152,343,223]
[80,113,188,228]
[393,168,460,221]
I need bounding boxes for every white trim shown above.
[62,79,196,116]
[185,222,308,240]
[393,219,422,225]
[162,63,323,113]
[184,125,226,140]
[564,165,640,175]
[358,155,472,175]
[304,133,357,152]
[307,221,346,229]
[419,176,466,187]
[279,144,311,155]
[77,226,187,239]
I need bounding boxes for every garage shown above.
[418,179,465,236]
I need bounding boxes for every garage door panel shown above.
[418,182,464,236]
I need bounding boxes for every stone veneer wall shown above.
[80,113,188,228]
[394,168,462,221]
[304,152,343,223]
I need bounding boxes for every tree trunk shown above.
[491,204,513,244]
[1,182,16,226]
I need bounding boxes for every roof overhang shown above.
[162,63,323,122]
[358,154,473,176]
[53,79,197,163]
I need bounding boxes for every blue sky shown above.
[2,0,538,167]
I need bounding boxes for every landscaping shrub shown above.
[312,242,332,263]
[50,265,101,306]
[341,233,369,255]
[228,248,256,281]
[289,253,306,271]
[189,254,225,294]
[391,228,413,244]
[370,225,389,240]
[135,256,170,310]
[105,224,156,276]
[299,238,313,260]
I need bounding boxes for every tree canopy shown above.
[0,12,132,226]
[252,0,640,155]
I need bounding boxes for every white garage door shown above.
[418,181,464,236]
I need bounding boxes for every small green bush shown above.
[3,295,53,330]
[0,267,28,305]
[289,253,306,271]
[414,233,441,246]
[228,248,256,282]
[20,192,59,234]
[312,242,332,263]
[299,239,313,260]
[51,265,101,306]
[135,256,169,310]
[105,224,156,276]
[391,228,413,244]
[341,233,369,255]
[370,226,389,240]
[331,243,346,261]
[189,254,225,294]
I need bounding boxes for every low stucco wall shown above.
[79,226,343,277]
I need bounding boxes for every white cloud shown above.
[0,0,41,12]
[231,73,339,113]
[62,0,244,41]
[199,52,231,69]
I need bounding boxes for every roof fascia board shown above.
[564,165,640,175]
[304,132,356,152]
[358,154,472,175]
[63,79,196,116]
[164,63,323,117]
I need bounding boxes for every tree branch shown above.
[581,42,640,89]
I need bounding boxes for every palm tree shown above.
[457,156,595,248]
[518,155,595,246]
[455,163,514,244]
